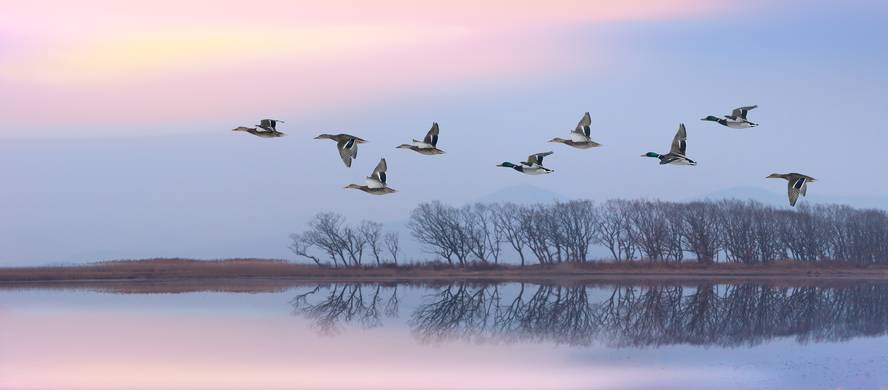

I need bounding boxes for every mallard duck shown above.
[767,172,816,207]
[346,158,397,195]
[397,122,445,155]
[257,119,284,132]
[232,124,286,138]
[548,112,601,149]
[314,133,367,167]
[702,105,758,128]
[497,151,555,175]
[641,123,697,165]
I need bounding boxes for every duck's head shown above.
[396,144,413,149]
[497,162,516,168]
[641,152,660,158]
[548,137,567,143]
[315,134,333,140]
[232,126,252,132]
[766,173,784,179]
[344,184,363,190]
[701,116,720,122]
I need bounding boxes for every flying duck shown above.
[767,172,816,207]
[397,122,445,155]
[257,119,284,132]
[232,119,286,138]
[497,151,555,175]
[314,133,367,167]
[346,158,397,195]
[641,123,697,165]
[702,105,758,128]
[548,112,601,149]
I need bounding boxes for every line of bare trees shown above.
[289,213,400,267]
[408,199,888,265]
[290,199,888,266]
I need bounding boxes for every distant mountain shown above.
[474,184,569,205]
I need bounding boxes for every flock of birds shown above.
[232,106,816,207]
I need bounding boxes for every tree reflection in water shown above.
[290,282,888,347]
[290,284,399,333]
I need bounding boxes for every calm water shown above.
[2,282,888,389]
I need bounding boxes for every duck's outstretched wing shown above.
[670,123,687,156]
[787,176,807,206]
[423,122,440,147]
[369,158,388,185]
[258,119,283,131]
[573,112,591,138]
[729,105,757,120]
[337,139,357,167]
[526,151,554,166]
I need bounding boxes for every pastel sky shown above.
[2,0,887,264]
[1,0,734,130]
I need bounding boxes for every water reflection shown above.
[291,282,888,347]
[290,284,400,332]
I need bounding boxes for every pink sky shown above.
[0,0,736,134]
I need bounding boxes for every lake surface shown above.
[2,281,888,389]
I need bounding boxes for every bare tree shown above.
[288,232,323,265]
[627,200,670,262]
[359,221,384,265]
[595,200,637,261]
[553,200,598,262]
[491,203,528,266]
[409,202,472,265]
[307,213,349,267]
[464,203,503,264]
[383,232,400,264]
[519,204,556,264]
[341,225,367,266]
[679,201,720,264]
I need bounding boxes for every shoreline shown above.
[3,259,888,291]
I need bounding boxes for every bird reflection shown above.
[290,283,888,347]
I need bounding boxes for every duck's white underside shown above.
[365,178,385,188]
[411,141,434,149]
[724,120,755,129]
[570,133,591,143]
[523,167,552,175]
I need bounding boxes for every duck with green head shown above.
[497,152,555,175]
[702,105,758,129]
[641,123,697,165]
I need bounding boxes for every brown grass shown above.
[2,258,888,288]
